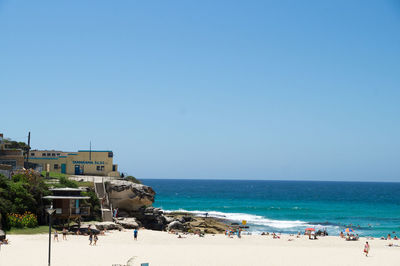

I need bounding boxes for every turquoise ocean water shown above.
[142,179,400,237]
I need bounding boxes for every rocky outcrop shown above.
[102,180,227,234]
[106,180,155,212]
[94,222,123,231]
[164,212,227,234]
[167,221,184,231]
[115,217,141,229]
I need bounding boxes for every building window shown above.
[96,166,104,171]
[54,164,59,169]
[57,153,60,156]
[42,153,46,156]
[31,153,35,156]
[52,153,56,156]
[47,153,51,156]
[108,152,113,158]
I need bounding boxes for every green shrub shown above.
[125,176,142,184]
[7,212,38,228]
[58,176,78,188]
[81,190,101,221]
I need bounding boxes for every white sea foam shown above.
[164,209,313,229]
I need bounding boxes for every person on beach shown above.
[364,242,370,257]
[54,230,59,242]
[89,233,93,245]
[134,228,138,240]
[62,228,67,240]
[93,234,98,246]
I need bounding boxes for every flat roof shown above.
[50,188,87,191]
[78,150,112,152]
[43,196,90,199]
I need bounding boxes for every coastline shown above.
[1,229,398,266]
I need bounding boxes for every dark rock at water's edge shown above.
[104,179,227,233]
[164,211,228,234]
[112,206,228,234]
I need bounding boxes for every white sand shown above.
[0,230,398,266]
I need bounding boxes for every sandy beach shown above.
[0,230,398,266]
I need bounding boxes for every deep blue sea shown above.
[142,179,400,237]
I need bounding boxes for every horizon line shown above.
[138,178,400,183]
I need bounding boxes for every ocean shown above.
[142,179,400,237]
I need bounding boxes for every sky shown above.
[1,0,400,181]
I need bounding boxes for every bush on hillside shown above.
[0,172,50,230]
[57,176,79,188]
[81,190,101,221]
[125,176,142,184]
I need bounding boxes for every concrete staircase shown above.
[94,181,113,222]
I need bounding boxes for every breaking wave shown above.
[164,209,315,229]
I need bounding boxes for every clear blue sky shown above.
[1,0,400,181]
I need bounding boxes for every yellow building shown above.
[28,149,119,176]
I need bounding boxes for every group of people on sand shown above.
[339,231,359,241]
[53,227,69,242]
[225,227,242,238]
[380,233,398,240]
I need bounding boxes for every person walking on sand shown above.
[364,241,370,257]
[62,227,67,240]
[54,230,59,242]
[134,228,138,240]
[93,234,98,246]
[89,233,93,245]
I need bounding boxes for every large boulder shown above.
[164,216,174,224]
[95,222,123,231]
[115,217,141,229]
[106,180,155,212]
[167,221,184,231]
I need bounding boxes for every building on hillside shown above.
[0,133,25,170]
[28,149,119,176]
[43,188,90,220]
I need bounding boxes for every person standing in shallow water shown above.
[364,242,370,257]
[134,228,138,240]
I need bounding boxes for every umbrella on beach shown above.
[343,228,354,233]
[305,228,315,231]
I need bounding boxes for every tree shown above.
[0,171,50,229]
[3,138,30,156]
